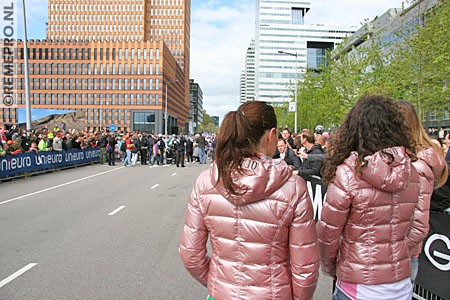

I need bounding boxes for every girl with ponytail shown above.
[180,101,319,300]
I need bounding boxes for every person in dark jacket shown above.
[295,129,324,182]
[98,131,108,164]
[185,137,194,162]
[139,133,149,165]
[273,138,301,170]
[106,134,117,166]
[281,128,296,149]
[175,135,186,167]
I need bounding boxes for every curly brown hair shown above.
[321,94,416,183]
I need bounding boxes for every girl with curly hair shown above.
[318,95,421,300]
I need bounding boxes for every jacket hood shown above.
[345,146,412,193]
[418,147,447,181]
[210,155,293,206]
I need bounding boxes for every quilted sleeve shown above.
[179,185,210,286]
[316,168,353,277]
[407,160,434,256]
[290,179,320,300]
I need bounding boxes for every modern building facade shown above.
[189,79,203,133]
[251,0,355,104]
[2,0,191,133]
[338,0,439,56]
[240,39,256,104]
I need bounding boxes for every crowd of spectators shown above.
[114,132,216,167]
[0,124,217,169]
[0,124,104,157]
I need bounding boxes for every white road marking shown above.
[108,206,126,216]
[0,263,38,288]
[0,167,125,206]
[171,172,177,176]
[150,184,159,190]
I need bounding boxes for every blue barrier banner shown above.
[0,149,100,179]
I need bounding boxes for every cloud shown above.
[190,1,255,120]
[307,0,405,26]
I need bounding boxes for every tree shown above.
[199,110,218,134]
[383,0,450,119]
[273,102,293,131]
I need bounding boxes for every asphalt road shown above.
[0,161,332,299]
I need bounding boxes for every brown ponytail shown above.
[215,101,277,196]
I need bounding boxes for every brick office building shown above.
[1,0,191,133]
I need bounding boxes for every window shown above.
[292,8,304,25]
[133,112,156,132]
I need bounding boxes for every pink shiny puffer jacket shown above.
[408,147,447,257]
[179,156,319,300]
[317,147,420,285]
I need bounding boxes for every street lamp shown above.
[278,50,298,133]
[99,96,103,131]
[165,79,179,135]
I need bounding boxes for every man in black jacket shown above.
[106,133,117,166]
[296,129,324,182]
[185,137,194,162]
[175,135,186,167]
[139,133,149,165]
[273,138,301,170]
[281,128,296,149]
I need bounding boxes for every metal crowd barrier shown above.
[413,283,446,300]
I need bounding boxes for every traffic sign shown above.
[288,102,296,112]
[109,124,117,132]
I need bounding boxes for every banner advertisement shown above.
[305,177,327,221]
[416,211,450,299]
[0,149,100,179]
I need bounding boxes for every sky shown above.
[16,0,407,122]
